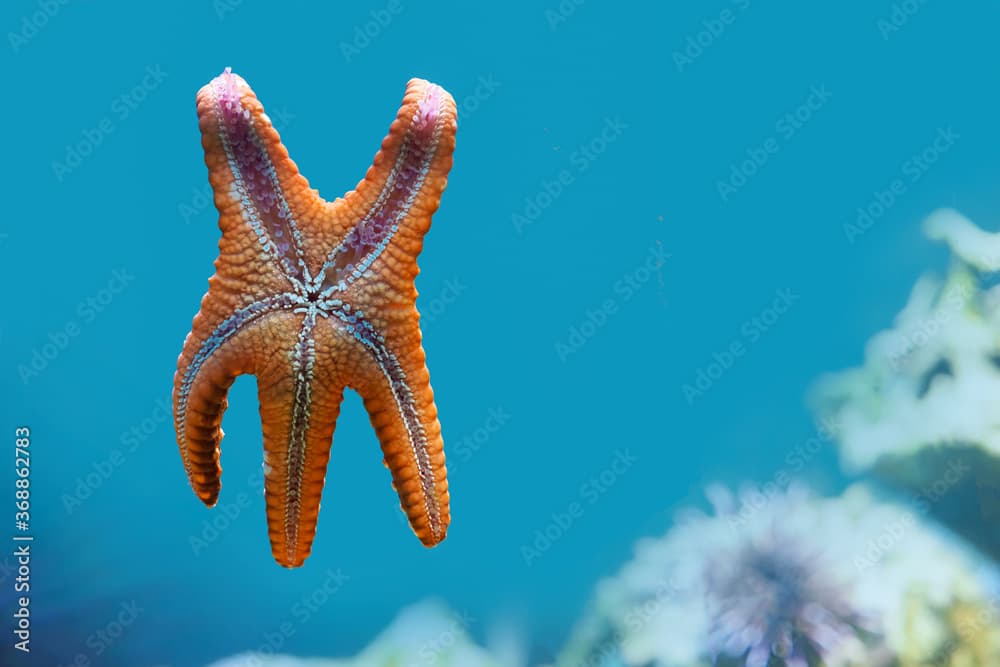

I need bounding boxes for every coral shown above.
[810,209,1000,470]
[554,483,1000,667]
[808,208,1000,558]
[206,601,520,667]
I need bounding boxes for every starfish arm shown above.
[317,78,458,293]
[256,309,349,568]
[197,68,325,288]
[326,304,450,547]
[173,297,298,505]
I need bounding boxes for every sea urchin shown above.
[704,534,872,667]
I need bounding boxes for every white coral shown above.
[810,208,1000,471]
[205,601,520,667]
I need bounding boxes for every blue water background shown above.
[3,1,1000,665]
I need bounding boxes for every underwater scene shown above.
[5,1,1000,666]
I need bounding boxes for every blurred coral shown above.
[205,601,521,667]
[811,209,1000,468]
[809,208,1000,557]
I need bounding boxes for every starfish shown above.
[172,68,456,568]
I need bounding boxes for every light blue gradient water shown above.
[4,1,1000,665]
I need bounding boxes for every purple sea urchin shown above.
[704,538,871,667]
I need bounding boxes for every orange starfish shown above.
[173,68,456,567]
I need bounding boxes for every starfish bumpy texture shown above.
[173,68,457,567]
